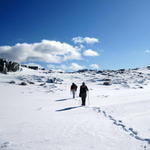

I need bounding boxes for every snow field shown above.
[0,67,150,150]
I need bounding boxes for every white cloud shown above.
[70,63,84,71]
[83,49,99,56]
[72,36,99,44]
[145,50,150,53]
[0,40,81,63]
[47,63,100,71]
[47,63,84,71]
[90,64,99,70]
[47,64,67,71]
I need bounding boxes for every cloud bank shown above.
[47,63,84,71]
[47,63,100,71]
[0,40,81,63]
[0,37,101,71]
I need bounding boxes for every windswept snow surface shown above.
[0,67,150,150]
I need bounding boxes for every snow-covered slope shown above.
[0,67,150,150]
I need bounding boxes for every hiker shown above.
[79,82,89,106]
[70,83,77,98]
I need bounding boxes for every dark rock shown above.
[118,69,125,73]
[39,83,46,86]
[147,66,150,70]
[132,68,139,70]
[77,69,88,73]
[19,82,27,86]
[46,78,63,84]
[28,66,38,70]
[9,81,16,84]
[27,81,35,84]
[97,70,103,74]
[21,64,28,68]
[41,68,45,70]
[139,86,143,89]
[48,70,52,73]
[46,79,55,83]
[11,62,20,71]
[0,58,19,73]
[103,81,111,86]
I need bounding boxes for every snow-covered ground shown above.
[0,67,150,150]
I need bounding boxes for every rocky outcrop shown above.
[28,66,38,70]
[19,82,27,86]
[147,66,150,70]
[103,81,112,86]
[0,58,20,73]
[21,64,28,68]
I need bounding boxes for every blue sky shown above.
[0,0,150,70]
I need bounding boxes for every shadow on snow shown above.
[55,98,73,102]
[56,106,82,112]
[55,97,80,102]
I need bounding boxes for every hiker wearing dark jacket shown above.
[70,83,77,98]
[79,82,88,106]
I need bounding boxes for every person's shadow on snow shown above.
[55,97,80,102]
[55,98,72,102]
[56,106,82,112]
